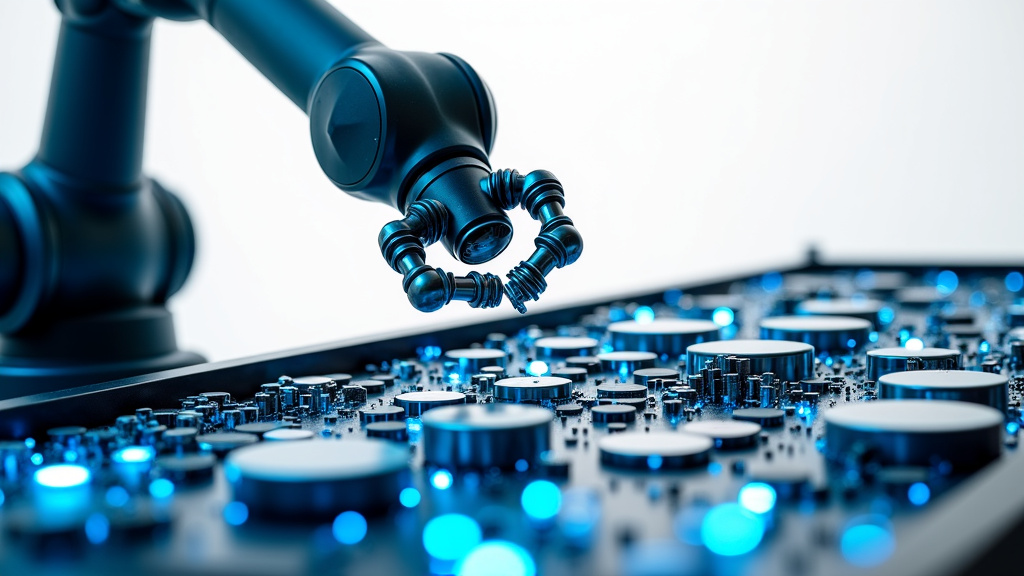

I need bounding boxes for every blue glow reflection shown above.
[34,464,91,488]
[700,503,765,556]
[456,541,537,576]
[521,480,562,521]
[840,516,895,567]
[333,510,367,544]
[423,514,482,561]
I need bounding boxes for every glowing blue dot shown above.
[407,418,423,434]
[515,459,529,473]
[700,503,765,556]
[936,270,959,296]
[878,307,895,325]
[30,453,43,466]
[738,482,777,514]
[112,446,154,465]
[85,513,110,545]
[707,462,722,476]
[761,272,784,292]
[105,486,130,508]
[825,357,834,367]
[24,438,36,450]
[600,343,614,354]
[449,373,462,385]
[64,450,79,462]
[905,337,925,351]
[647,455,663,470]
[333,510,367,545]
[431,469,453,490]
[869,332,879,343]
[1006,272,1024,293]
[712,307,735,327]
[423,514,482,561]
[969,291,986,307]
[521,480,562,522]
[840,518,894,567]
[526,360,549,377]
[1007,422,1020,435]
[979,341,991,354]
[0,488,5,508]
[847,339,857,349]
[396,487,420,508]
[420,346,443,362]
[148,478,175,499]
[899,329,910,344]
[633,306,655,323]
[223,501,249,526]
[34,464,91,488]
[456,540,537,576]
[907,482,930,506]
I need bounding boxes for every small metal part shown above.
[394,391,467,417]
[760,315,873,352]
[567,356,602,373]
[535,336,599,357]
[596,383,647,399]
[824,400,1003,471]
[633,368,679,387]
[685,420,762,450]
[592,404,638,424]
[421,404,551,470]
[343,385,369,404]
[598,432,712,470]
[732,408,786,428]
[866,347,962,381]
[687,340,815,383]
[494,376,574,402]
[445,348,507,376]
[360,405,406,424]
[607,319,720,357]
[196,432,258,458]
[552,367,588,383]
[263,429,315,442]
[878,370,1008,412]
[598,351,658,374]
[366,421,409,442]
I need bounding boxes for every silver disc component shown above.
[685,420,762,450]
[421,404,551,470]
[494,376,573,402]
[598,432,712,470]
[394,391,466,417]
[866,347,961,380]
[225,440,409,519]
[263,428,314,442]
[824,400,1003,471]
[760,315,872,352]
[591,404,638,424]
[534,336,599,358]
[796,298,886,328]
[598,351,658,374]
[633,367,679,387]
[686,340,815,382]
[596,383,648,399]
[607,319,720,357]
[444,348,507,376]
[878,370,1008,413]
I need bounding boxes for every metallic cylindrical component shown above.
[878,370,1008,413]
[723,373,742,405]
[279,386,299,408]
[223,410,242,430]
[607,319,720,357]
[255,393,273,419]
[494,376,573,402]
[760,315,873,353]
[866,347,962,381]
[760,385,775,408]
[421,404,550,470]
[240,406,258,424]
[686,340,815,383]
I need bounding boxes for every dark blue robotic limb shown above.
[0,0,582,394]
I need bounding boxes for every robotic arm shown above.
[0,0,582,392]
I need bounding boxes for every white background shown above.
[1,1,1022,362]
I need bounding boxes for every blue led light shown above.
[24,438,36,450]
[333,510,367,545]
[600,343,614,354]
[700,503,765,556]
[407,418,423,434]
[907,482,930,506]
[30,453,43,466]
[419,346,443,362]
[521,480,562,522]
[456,541,537,576]
[105,486,130,508]
[707,462,722,476]
[1006,272,1024,293]
[633,306,655,323]
[423,514,482,561]
[148,478,175,499]
[223,501,249,526]
[85,513,110,545]
[840,517,895,567]
[112,446,155,465]
[647,455,663,470]
[936,270,959,296]
[712,307,735,327]
[847,339,857,349]
[400,487,421,508]
[1007,422,1020,435]
[34,464,91,488]
[869,331,879,343]
[0,488,5,508]
[905,337,925,351]
[515,459,529,473]
[738,482,777,514]
[761,272,784,293]
[979,341,991,354]
[526,361,549,377]
[64,450,79,462]
[879,307,895,325]
[431,469,453,490]
[559,489,601,542]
